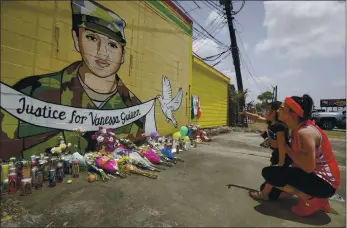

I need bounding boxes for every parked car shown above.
[312,110,346,130]
[312,109,325,113]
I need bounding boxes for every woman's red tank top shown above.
[291,120,341,189]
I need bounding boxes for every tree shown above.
[255,102,266,114]
[257,91,273,104]
[229,88,248,103]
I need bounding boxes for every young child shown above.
[241,102,292,200]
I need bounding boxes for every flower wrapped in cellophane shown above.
[115,155,131,178]
[122,163,158,179]
[138,147,173,167]
[95,156,118,174]
[147,141,176,164]
[84,153,110,182]
[129,152,161,172]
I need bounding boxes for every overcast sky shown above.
[180,1,346,108]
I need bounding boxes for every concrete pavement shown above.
[2,132,346,227]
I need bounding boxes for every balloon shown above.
[183,136,190,142]
[173,132,181,141]
[180,126,188,136]
[151,131,159,138]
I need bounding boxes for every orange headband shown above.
[284,97,304,118]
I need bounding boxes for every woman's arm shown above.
[239,109,267,123]
[283,128,316,173]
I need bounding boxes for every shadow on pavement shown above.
[226,183,332,226]
[254,201,332,226]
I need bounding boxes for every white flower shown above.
[101,128,107,134]
[67,143,72,147]
[109,137,114,142]
[109,132,115,136]
[59,140,65,144]
[97,135,104,143]
[51,147,56,154]
[74,144,78,148]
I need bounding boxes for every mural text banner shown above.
[0,83,156,133]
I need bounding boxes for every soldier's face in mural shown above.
[72,28,123,78]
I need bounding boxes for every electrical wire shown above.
[193,15,226,51]
[202,48,231,61]
[173,0,230,49]
[232,0,245,15]
[235,28,273,91]
[238,50,266,93]
[212,51,232,67]
[192,1,201,9]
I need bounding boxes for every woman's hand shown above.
[239,108,259,120]
[238,108,248,116]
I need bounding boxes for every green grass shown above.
[324,130,346,139]
[247,123,346,139]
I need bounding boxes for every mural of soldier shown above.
[0,0,183,160]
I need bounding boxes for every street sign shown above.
[320,99,346,107]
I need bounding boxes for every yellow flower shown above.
[55,147,62,153]
[59,143,67,150]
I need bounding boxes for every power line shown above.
[212,51,232,67]
[192,1,201,9]
[231,0,245,15]
[238,48,265,93]
[173,0,229,49]
[193,15,226,51]
[235,28,273,91]
[202,48,231,61]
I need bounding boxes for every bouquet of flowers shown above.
[129,152,161,172]
[84,153,110,182]
[116,155,131,178]
[139,147,173,167]
[92,127,117,153]
[122,163,158,179]
[148,143,176,164]
[73,127,86,154]
[49,136,72,155]
[95,156,118,173]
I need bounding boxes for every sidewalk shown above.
[2,132,346,227]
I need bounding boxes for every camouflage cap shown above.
[71,0,126,46]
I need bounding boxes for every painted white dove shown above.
[157,76,183,128]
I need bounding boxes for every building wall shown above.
[191,57,230,128]
[0,0,192,160]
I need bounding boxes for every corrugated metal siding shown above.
[191,57,230,128]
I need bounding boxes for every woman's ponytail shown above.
[302,94,314,120]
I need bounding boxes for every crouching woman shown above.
[261,94,340,216]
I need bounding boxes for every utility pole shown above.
[221,0,247,127]
[272,85,278,102]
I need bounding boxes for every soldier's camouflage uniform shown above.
[0,0,146,160]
